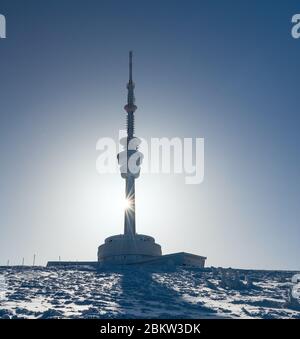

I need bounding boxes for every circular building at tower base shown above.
[97,234,162,264]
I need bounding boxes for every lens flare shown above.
[124,198,131,210]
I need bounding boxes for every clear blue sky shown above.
[0,0,299,269]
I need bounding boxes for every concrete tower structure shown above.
[97,52,162,264]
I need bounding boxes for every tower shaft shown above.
[124,176,136,235]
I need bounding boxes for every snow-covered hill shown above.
[0,266,299,319]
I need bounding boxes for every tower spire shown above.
[129,50,133,82]
[125,51,137,139]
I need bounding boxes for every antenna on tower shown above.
[129,50,133,82]
[124,51,137,139]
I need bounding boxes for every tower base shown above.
[47,252,206,269]
[97,234,162,264]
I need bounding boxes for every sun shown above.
[123,198,132,210]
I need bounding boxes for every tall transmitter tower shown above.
[97,52,162,264]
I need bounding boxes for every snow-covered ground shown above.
[0,266,299,319]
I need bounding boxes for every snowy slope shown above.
[0,267,299,319]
